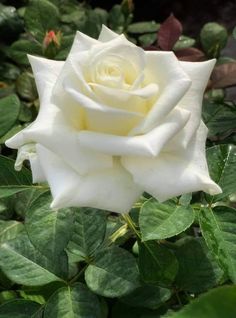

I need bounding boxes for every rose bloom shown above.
[6,26,221,213]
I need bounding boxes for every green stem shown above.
[122,213,141,240]
[69,264,88,285]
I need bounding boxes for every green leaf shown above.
[25,0,59,40]
[0,155,31,186]
[199,206,236,283]
[166,285,236,318]
[206,144,236,201]
[14,188,47,218]
[26,192,75,259]
[68,207,106,259]
[138,241,178,286]
[0,232,65,286]
[138,33,157,47]
[121,284,171,310]
[139,198,195,241]
[203,100,236,137]
[173,35,195,51]
[0,155,37,199]
[85,246,140,297]
[0,94,21,138]
[108,5,125,33]
[0,299,41,318]
[16,72,38,101]
[0,187,37,199]
[0,4,24,38]
[19,289,45,305]
[0,220,24,244]
[175,237,224,293]
[128,21,160,34]
[0,62,20,81]
[200,22,228,57]
[9,40,42,65]
[0,125,23,145]
[44,283,102,318]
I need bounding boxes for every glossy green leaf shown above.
[138,241,178,286]
[108,5,125,33]
[138,33,157,46]
[0,62,20,81]
[0,155,38,199]
[0,94,21,137]
[0,232,65,286]
[175,237,224,293]
[0,124,23,144]
[203,101,236,137]
[24,0,59,40]
[200,22,228,57]
[85,246,140,297]
[173,35,195,50]
[26,192,75,259]
[128,21,160,34]
[199,206,236,282]
[68,207,106,259]
[206,144,236,201]
[121,284,171,310]
[166,285,236,318]
[16,72,38,101]
[44,283,102,318]
[0,220,24,244]
[9,40,42,65]
[0,155,31,186]
[139,198,195,241]
[0,4,23,38]
[14,188,47,217]
[19,289,45,305]
[0,299,41,318]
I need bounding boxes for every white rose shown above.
[6,26,222,213]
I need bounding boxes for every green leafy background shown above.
[0,0,236,317]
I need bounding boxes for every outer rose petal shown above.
[177,59,216,146]
[122,122,222,202]
[14,144,46,183]
[130,51,192,135]
[98,25,119,42]
[6,56,113,176]
[36,145,143,213]
[77,107,190,157]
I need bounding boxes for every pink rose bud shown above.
[43,30,61,48]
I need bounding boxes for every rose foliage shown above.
[0,1,236,317]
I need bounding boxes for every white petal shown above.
[89,82,158,114]
[29,153,46,183]
[14,143,45,183]
[98,25,119,42]
[177,59,216,145]
[27,55,64,104]
[37,145,142,213]
[122,122,222,201]
[78,107,190,157]
[64,82,144,135]
[130,51,191,135]
[6,103,112,175]
[70,30,98,53]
